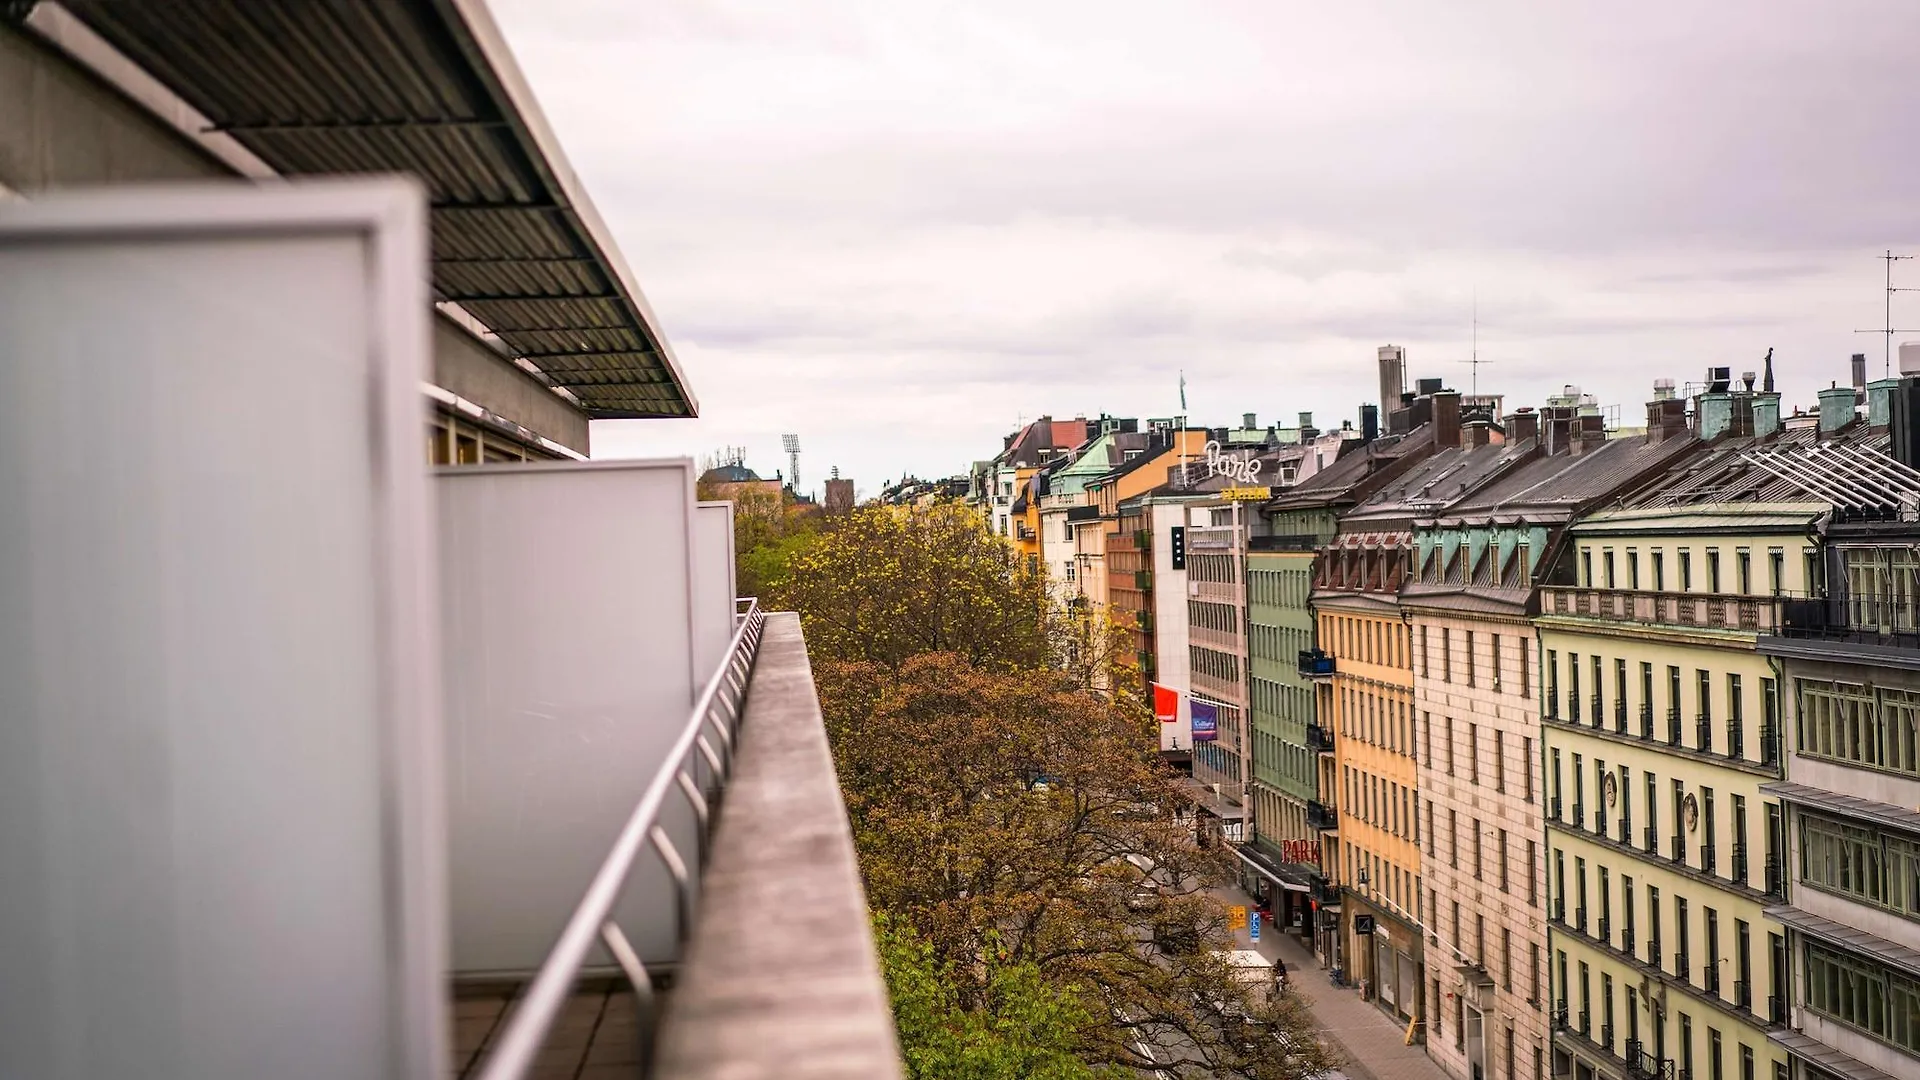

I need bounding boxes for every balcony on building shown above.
[1299,648,1338,679]
[1540,586,1784,633]
[1307,800,1341,831]
[1761,592,1920,667]
[1306,723,1336,753]
[0,4,899,1077]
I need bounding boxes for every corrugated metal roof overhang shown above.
[60,0,695,419]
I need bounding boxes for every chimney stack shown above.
[1433,390,1463,449]
[1505,407,1539,444]
[1647,394,1689,444]
[1378,345,1407,433]
[1852,353,1869,399]
[1819,384,1858,434]
[1359,404,1379,443]
[1463,418,1492,448]
[1243,412,1257,430]
[1752,395,1782,438]
[1544,406,1576,454]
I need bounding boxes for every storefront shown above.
[1350,896,1424,1036]
[1234,841,1318,939]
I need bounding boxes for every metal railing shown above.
[472,599,769,1080]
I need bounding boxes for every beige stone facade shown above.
[1411,608,1549,1080]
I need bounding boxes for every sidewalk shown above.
[1216,888,1449,1080]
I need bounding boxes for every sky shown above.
[489,0,1920,500]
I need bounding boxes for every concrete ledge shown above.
[652,613,903,1080]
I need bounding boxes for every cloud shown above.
[489,0,1920,489]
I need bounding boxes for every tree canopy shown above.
[740,495,1335,1078]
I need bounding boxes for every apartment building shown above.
[1536,380,1867,1080]
[1189,498,1264,844]
[1409,400,1698,1080]
[1754,376,1920,1080]
[1243,409,1433,940]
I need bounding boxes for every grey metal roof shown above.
[1766,904,1920,979]
[1622,422,1901,510]
[1441,431,1701,523]
[63,0,695,418]
[1768,1028,1907,1080]
[1760,781,1920,839]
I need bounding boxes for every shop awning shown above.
[1175,777,1245,821]
[1234,845,1313,893]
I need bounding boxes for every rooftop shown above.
[54,0,696,418]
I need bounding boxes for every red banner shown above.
[1153,683,1178,723]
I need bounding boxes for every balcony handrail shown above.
[473,598,769,1080]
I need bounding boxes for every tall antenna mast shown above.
[781,434,801,491]
[1855,250,1919,377]
[1457,292,1493,397]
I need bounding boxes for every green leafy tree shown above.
[777,503,1053,671]
[876,914,1124,1080]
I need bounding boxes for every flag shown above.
[1190,698,1218,742]
[1153,683,1178,724]
[1179,369,1187,412]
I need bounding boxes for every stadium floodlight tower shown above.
[782,433,801,491]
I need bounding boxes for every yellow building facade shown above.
[1539,512,1814,1080]
[1319,598,1424,1023]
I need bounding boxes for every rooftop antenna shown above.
[1855,250,1919,377]
[1456,292,1493,397]
[781,433,801,491]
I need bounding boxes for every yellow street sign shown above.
[1228,905,1248,930]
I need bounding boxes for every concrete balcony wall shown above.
[437,460,713,974]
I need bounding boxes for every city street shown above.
[1211,883,1446,1080]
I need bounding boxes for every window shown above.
[1708,547,1722,593]
[1443,628,1452,683]
[1582,548,1594,587]
[1593,655,1605,727]
[1604,548,1616,588]
[1520,637,1531,697]
[1469,723,1480,785]
[1768,547,1785,596]
[1797,678,1920,778]
[1628,548,1640,589]
[1450,809,1459,869]
[1653,549,1666,591]
[1800,810,1920,920]
[1547,649,1560,718]
[1676,894,1691,982]
[1680,549,1693,591]
[1737,548,1752,594]
[1467,630,1477,687]
[1500,829,1511,893]
[1528,839,1539,904]
[1524,737,1534,803]
[1421,625,1429,677]
[1495,729,1506,792]
[1491,633,1503,689]
[1570,652,1582,722]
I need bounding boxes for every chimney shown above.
[1647,395,1689,443]
[1416,376,1445,397]
[1378,345,1407,432]
[1544,406,1576,454]
[1433,389,1463,449]
[1892,376,1920,469]
[1243,412,1257,430]
[1358,405,1378,442]
[1752,394,1782,438]
[1818,384,1858,434]
[1868,377,1900,428]
[1463,418,1492,448]
[1569,413,1607,456]
[1762,348,1776,393]
[1852,353,1869,400]
[1505,407,1540,444]
[1697,390,1735,440]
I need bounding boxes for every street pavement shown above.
[1213,884,1450,1080]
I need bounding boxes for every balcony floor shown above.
[453,979,641,1080]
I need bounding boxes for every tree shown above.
[698,481,823,599]
[820,654,1337,1080]
[876,913,1125,1080]
[777,503,1053,671]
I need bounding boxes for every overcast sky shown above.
[491,0,1920,498]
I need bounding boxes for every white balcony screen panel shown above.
[693,501,740,678]
[0,183,444,1080]
[438,460,707,973]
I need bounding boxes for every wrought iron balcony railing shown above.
[1727,718,1744,760]
[1640,704,1655,740]
[1701,842,1717,875]
[1731,841,1748,885]
[1307,724,1336,753]
[1667,706,1683,745]
[1298,649,1336,678]
[1696,715,1713,754]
